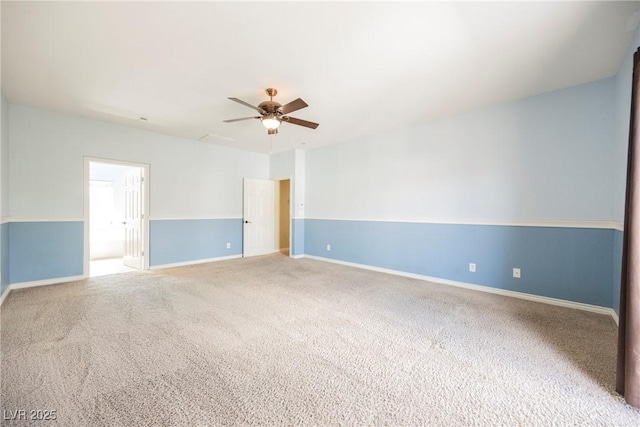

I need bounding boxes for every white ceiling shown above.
[2,1,640,154]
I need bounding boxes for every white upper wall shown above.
[8,105,269,219]
[613,26,640,223]
[1,95,8,218]
[270,150,295,181]
[270,148,305,219]
[294,149,305,219]
[4,72,621,224]
[306,79,615,223]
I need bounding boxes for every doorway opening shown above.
[84,158,150,277]
[243,178,291,258]
[275,179,291,256]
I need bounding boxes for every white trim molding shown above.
[148,217,242,221]
[301,255,617,320]
[4,217,85,223]
[302,217,624,230]
[10,274,86,290]
[149,254,242,270]
[0,218,624,231]
[0,216,242,224]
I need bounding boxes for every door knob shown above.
[244,220,251,224]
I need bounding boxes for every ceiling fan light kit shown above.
[261,114,280,130]
[224,88,319,135]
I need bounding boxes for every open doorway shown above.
[84,158,149,277]
[275,179,291,256]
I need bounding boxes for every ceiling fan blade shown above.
[228,97,265,114]
[279,98,308,115]
[283,116,319,129]
[223,116,260,123]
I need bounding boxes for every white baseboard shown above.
[611,309,620,326]
[302,255,616,320]
[1,255,621,327]
[10,274,86,290]
[0,274,87,308]
[0,286,10,306]
[149,254,242,270]
[1,254,242,307]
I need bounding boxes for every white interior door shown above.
[124,168,143,269]
[243,178,275,257]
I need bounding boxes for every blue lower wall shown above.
[292,219,305,256]
[9,221,84,284]
[305,219,615,307]
[1,218,621,310]
[1,222,8,295]
[613,229,624,315]
[149,219,242,266]
[3,219,243,286]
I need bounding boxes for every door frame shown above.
[273,176,292,257]
[83,156,150,277]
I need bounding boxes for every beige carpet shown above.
[1,254,639,426]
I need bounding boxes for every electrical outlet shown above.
[326,244,331,251]
[226,242,231,249]
[469,263,476,272]
[513,268,521,278]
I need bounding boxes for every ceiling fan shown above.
[223,88,319,135]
